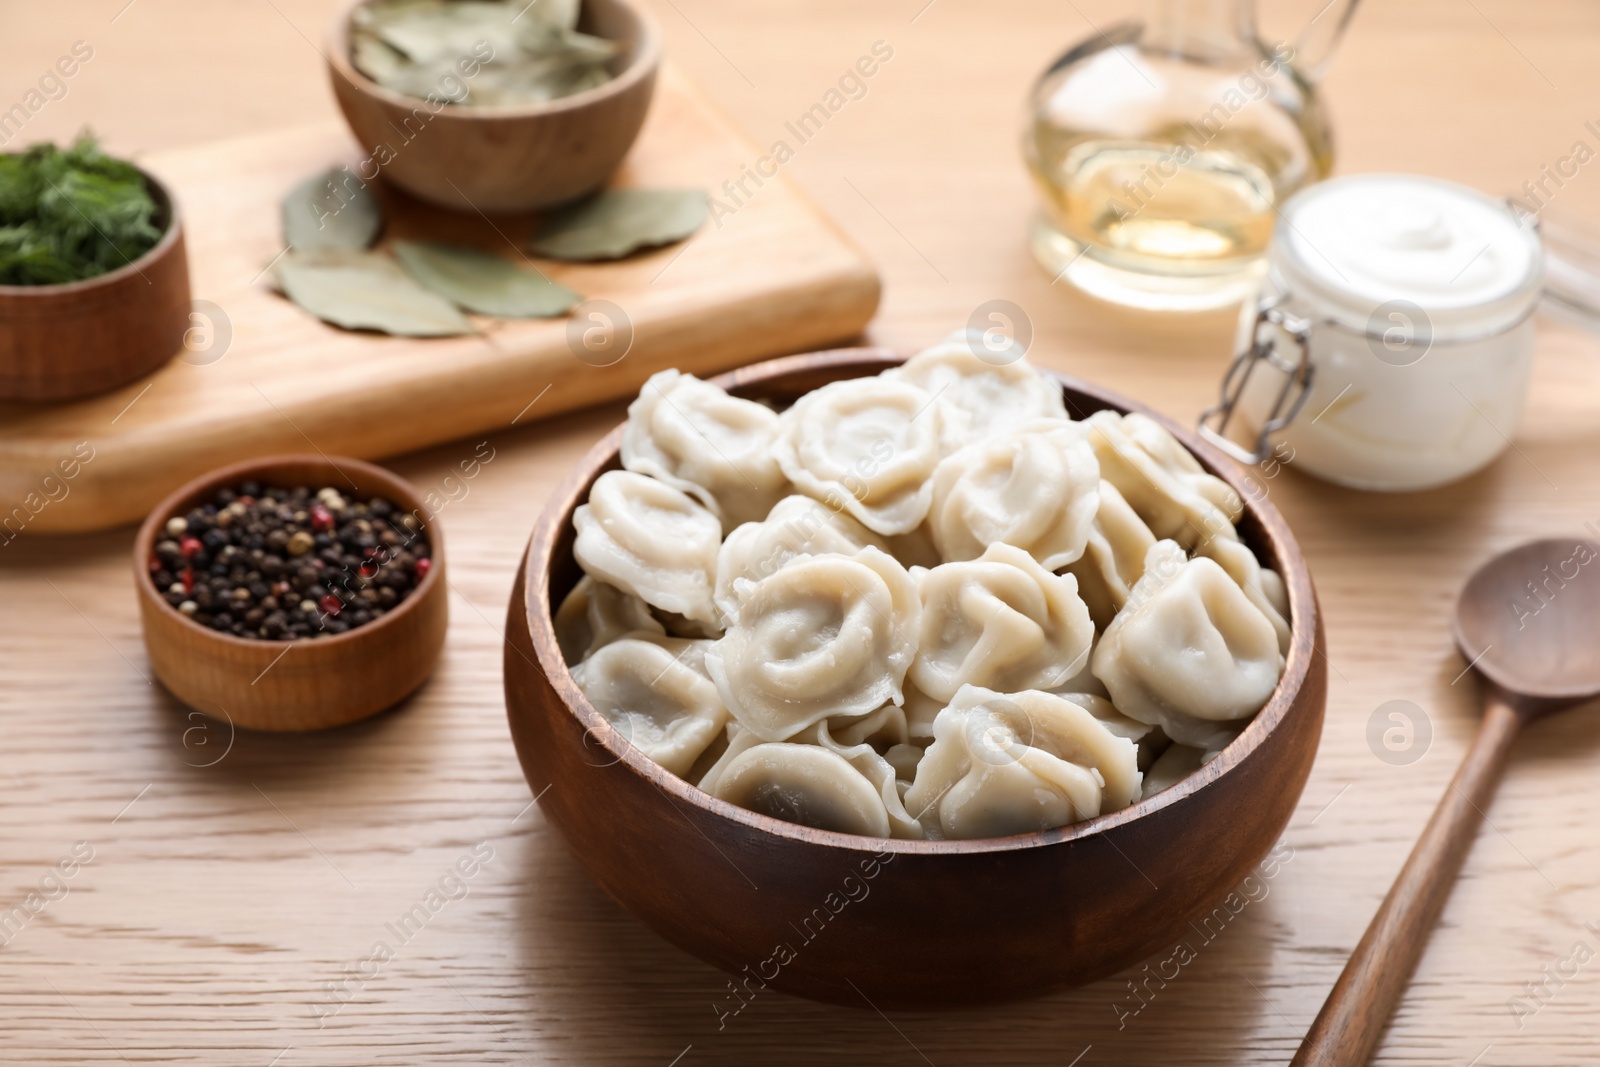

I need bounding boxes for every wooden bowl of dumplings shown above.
[504,346,1326,1008]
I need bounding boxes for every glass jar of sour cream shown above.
[1200,174,1544,492]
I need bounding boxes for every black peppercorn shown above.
[150,481,430,642]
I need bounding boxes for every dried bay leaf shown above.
[351,0,618,108]
[367,2,522,66]
[282,166,382,252]
[529,188,709,261]
[274,249,472,337]
[392,240,582,317]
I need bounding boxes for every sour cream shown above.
[1235,173,1543,491]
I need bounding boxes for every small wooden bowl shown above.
[135,455,447,732]
[504,348,1328,1008]
[326,0,661,213]
[0,167,190,402]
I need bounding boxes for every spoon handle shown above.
[1290,692,1523,1066]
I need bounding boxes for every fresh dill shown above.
[0,135,164,286]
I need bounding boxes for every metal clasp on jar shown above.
[1198,297,1317,466]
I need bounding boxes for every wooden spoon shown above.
[1292,538,1600,1066]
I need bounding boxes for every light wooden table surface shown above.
[5,1,1600,1063]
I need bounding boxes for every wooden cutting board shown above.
[0,67,880,535]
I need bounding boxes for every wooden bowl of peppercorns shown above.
[134,454,447,731]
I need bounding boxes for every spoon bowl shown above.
[1454,537,1600,706]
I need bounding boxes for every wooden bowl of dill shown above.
[0,136,191,404]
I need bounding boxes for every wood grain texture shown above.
[7,0,1600,1063]
[0,170,190,402]
[0,65,880,535]
[506,348,1325,1008]
[133,454,448,732]
[1293,693,1524,1066]
[327,0,663,211]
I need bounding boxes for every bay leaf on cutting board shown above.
[274,249,472,337]
[281,166,382,252]
[528,188,710,261]
[392,239,582,317]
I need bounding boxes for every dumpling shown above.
[705,547,920,741]
[1052,691,1152,744]
[903,685,1142,840]
[1061,480,1157,631]
[570,634,727,777]
[884,332,1067,441]
[621,369,789,529]
[910,542,1094,703]
[901,681,946,743]
[1052,691,1171,771]
[708,742,895,837]
[884,742,925,784]
[713,494,886,620]
[927,419,1099,569]
[1083,410,1241,549]
[828,702,911,750]
[1260,568,1289,619]
[1048,632,1109,698]
[572,470,721,626]
[696,721,766,796]
[773,376,961,535]
[1140,742,1206,800]
[655,608,723,640]
[1196,534,1291,654]
[1091,540,1284,746]
[553,575,665,665]
[796,718,924,838]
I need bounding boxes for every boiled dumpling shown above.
[1061,479,1157,630]
[797,718,924,838]
[1091,540,1284,746]
[911,542,1094,703]
[622,369,789,529]
[1048,632,1109,698]
[901,681,946,743]
[713,494,886,620]
[773,376,961,535]
[1260,568,1289,618]
[1139,729,1236,799]
[1120,411,1243,520]
[1196,534,1291,654]
[572,470,721,626]
[696,721,766,796]
[705,547,920,741]
[903,685,1142,839]
[571,634,727,777]
[655,608,723,640]
[1052,691,1152,744]
[1140,742,1206,800]
[708,742,895,837]
[553,575,666,665]
[927,419,1099,569]
[1083,410,1241,550]
[884,331,1067,441]
[828,702,911,750]
[1052,690,1171,771]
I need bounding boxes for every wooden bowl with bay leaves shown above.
[135,454,447,732]
[503,348,1326,1008]
[326,0,660,213]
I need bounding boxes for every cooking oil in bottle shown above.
[1023,9,1341,311]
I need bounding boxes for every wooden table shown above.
[5,1,1600,1063]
